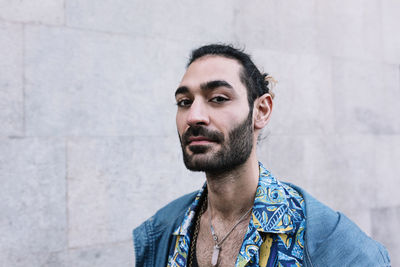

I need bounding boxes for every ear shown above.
[253,93,273,130]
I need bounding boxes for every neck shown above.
[205,152,259,221]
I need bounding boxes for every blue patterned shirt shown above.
[167,163,306,267]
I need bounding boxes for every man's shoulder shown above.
[285,182,391,266]
[153,191,199,226]
[135,190,198,232]
[133,191,199,267]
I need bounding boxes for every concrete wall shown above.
[0,1,399,266]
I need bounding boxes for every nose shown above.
[186,99,210,126]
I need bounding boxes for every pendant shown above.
[211,245,220,266]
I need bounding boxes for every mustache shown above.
[182,126,224,145]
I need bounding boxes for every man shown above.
[133,44,390,266]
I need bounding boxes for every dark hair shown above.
[187,44,271,111]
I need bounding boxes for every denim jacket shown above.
[133,183,390,267]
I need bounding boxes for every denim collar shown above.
[172,162,302,236]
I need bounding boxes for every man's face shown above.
[175,56,254,173]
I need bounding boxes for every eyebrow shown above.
[175,80,233,96]
[175,86,189,96]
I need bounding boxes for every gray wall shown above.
[1,1,399,266]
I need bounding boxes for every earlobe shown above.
[254,94,273,130]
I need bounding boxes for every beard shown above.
[179,111,254,174]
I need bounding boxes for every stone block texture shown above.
[315,0,383,61]
[233,0,318,55]
[24,25,189,137]
[67,136,203,248]
[382,0,400,63]
[252,50,335,135]
[0,138,66,266]
[0,22,23,136]
[0,0,64,25]
[66,0,236,43]
[372,206,400,266]
[333,58,400,134]
[0,1,399,266]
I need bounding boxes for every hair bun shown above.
[264,74,277,99]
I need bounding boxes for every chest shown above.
[195,217,249,267]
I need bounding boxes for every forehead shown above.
[179,56,244,88]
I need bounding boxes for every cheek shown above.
[176,113,186,134]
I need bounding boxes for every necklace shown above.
[209,205,253,266]
[188,194,208,267]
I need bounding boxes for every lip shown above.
[188,136,214,145]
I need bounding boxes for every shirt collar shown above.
[172,183,206,236]
[251,162,296,234]
[173,162,297,236]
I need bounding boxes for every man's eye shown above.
[176,99,192,107]
[210,96,229,103]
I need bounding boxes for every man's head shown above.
[187,44,273,112]
[175,44,273,174]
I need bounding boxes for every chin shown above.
[188,144,211,154]
[183,153,216,171]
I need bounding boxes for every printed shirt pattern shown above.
[167,163,306,267]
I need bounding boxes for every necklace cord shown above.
[209,205,253,247]
[188,194,208,267]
